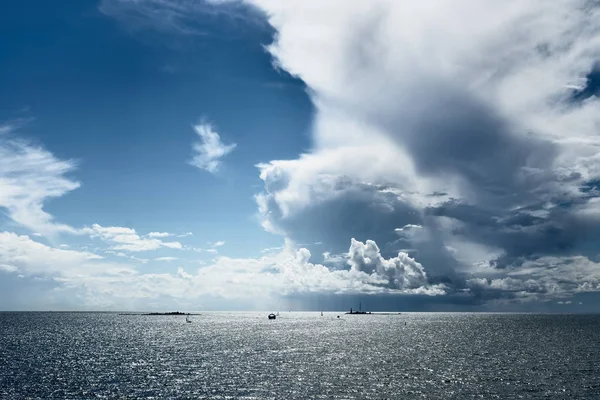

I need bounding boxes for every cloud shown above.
[155,257,178,262]
[244,0,600,304]
[148,231,193,238]
[0,263,19,273]
[0,232,122,278]
[189,122,236,173]
[322,251,345,265]
[395,225,422,233]
[87,224,183,252]
[99,0,265,37]
[0,233,442,309]
[0,132,80,236]
[465,255,600,303]
[202,240,226,254]
[26,0,600,308]
[347,238,432,291]
[0,118,33,135]
[147,231,171,238]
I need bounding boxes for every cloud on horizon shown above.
[0,233,443,309]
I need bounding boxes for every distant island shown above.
[119,312,201,316]
[345,302,372,315]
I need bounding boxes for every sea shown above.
[1,312,599,399]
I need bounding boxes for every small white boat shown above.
[186,315,192,323]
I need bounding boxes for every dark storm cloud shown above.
[426,196,600,269]
[262,180,421,256]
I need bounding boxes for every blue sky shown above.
[2,0,600,311]
[1,0,311,256]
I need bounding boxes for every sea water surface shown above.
[1,312,599,399]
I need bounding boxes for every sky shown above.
[1,0,600,312]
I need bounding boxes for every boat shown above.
[268,313,276,320]
[321,311,323,316]
[345,302,372,315]
[186,315,192,323]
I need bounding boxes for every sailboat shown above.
[186,315,192,323]
[321,311,323,316]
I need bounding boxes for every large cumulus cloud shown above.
[250,0,600,305]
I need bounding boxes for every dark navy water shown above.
[1,312,599,399]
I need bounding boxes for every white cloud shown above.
[395,225,422,233]
[201,240,226,254]
[322,251,346,265]
[0,263,18,273]
[0,118,33,135]
[0,135,80,236]
[0,232,124,278]
[261,246,284,254]
[347,238,429,290]
[0,233,442,309]
[130,255,149,263]
[87,224,183,252]
[147,231,171,238]
[155,257,178,262]
[189,122,236,173]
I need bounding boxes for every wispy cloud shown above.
[0,125,13,135]
[200,240,226,254]
[148,231,193,238]
[87,224,183,252]
[147,231,171,238]
[189,122,236,173]
[155,256,178,262]
[0,128,80,236]
[0,118,34,135]
[99,0,266,36]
